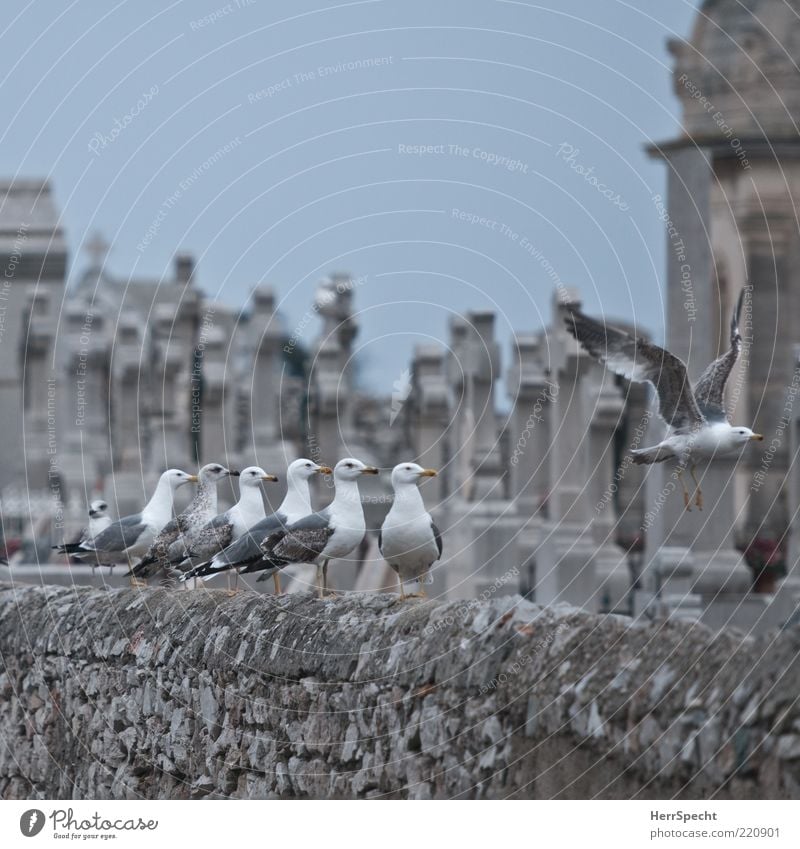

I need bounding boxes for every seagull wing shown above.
[431,521,443,560]
[182,513,290,580]
[693,289,744,422]
[263,512,333,564]
[565,309,705,431]
[171,513,234,565]
[81,515,146,553]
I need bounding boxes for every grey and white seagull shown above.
[379,463,442,599]
[78,469,196,566]
[129,463,236,585]
[566,289,763,510]
[180,458,331,592]
[53,499,112,563]
[166,466,278,575]
[257,457,379,597]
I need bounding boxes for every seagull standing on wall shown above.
[258,458,379,597]
[78,470,196,566]
[128,463,236,585]
[379,463,442,599]
[565,289,763,510]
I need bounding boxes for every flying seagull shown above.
[166,466,278,576]
[180,459,331,592]
[379,463,442,599]
[257,457,379,597]
[565,289,763,509]
[53,499,113,573]
[129,463,236,585]
[78,469,196,566]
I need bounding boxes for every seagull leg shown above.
[316,563,324,598]
[677,466,691,511]
[397,574,406,601]
[273,571,282,595]
[690,464,703,510]
[321,559,338,598]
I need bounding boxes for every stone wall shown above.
[0,583,798,799]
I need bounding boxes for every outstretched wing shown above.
[565,309,705,431]
[693,289,744,422]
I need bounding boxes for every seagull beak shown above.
[751,434,764,441]
[187,475,199,483]
[262,473,279,482]
[228,470,240,477]
[418,468,438,477]
[361,466,380,475]
[317,466,333,475]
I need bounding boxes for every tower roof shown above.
[670,0,800,142]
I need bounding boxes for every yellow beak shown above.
[187,475,199,483]
[262,474,279,482]
[418,468,438,477]
[361,466,380,475]
[317,466,333,475]
[751,434,764,441]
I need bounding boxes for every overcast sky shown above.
[2,0,700,393]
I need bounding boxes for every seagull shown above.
[53,499,113,573]
[165,466,278,575]
[128,463,237,585]
[257,457,379,598]
[78,469,196,567]
[379,463,442,599]
[566,289,763,510]
[179,459,331,592]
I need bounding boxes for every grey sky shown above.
[2,0,699,392]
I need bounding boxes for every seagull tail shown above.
[53,543,84,555]
[179,560,215,581]
[630,445,673,465]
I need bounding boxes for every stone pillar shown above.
[643,146,744,617]
[506,334,553,515]
[411,344,451,507]
[741,218,794,539]
[536,293,598,610]
[110,318,148,477]
[248,288,283,452]
[505,332,554,599]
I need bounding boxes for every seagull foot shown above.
[695,489,703,510]
[683,492,692,512]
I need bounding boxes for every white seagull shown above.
[78,470,196,565]
[258,457,379,597]
[129,463,236,584]
[566,289,763,510]
[379,463,442,599]
[166,466,278,574]
[180,459,331,592]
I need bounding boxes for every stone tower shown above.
[646,0,800,602]
[0,180,67,492]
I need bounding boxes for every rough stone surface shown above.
[0,583,798,799]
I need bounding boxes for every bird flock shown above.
[46,287,763,593]
[54,458,443,599]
